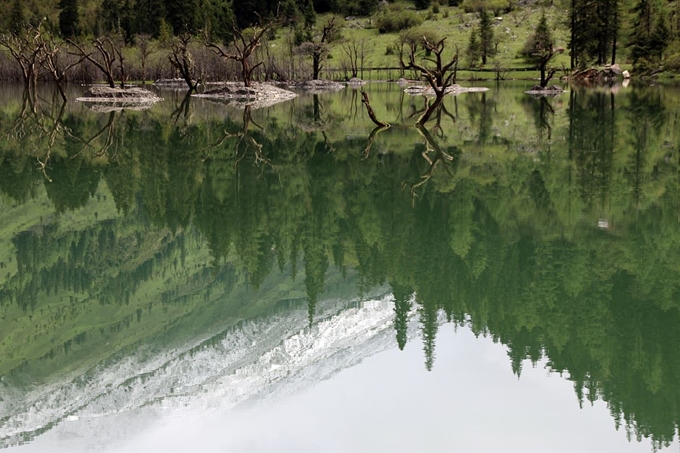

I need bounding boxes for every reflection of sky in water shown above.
[15,325,666,453]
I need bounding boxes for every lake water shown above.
[0,81,679,452]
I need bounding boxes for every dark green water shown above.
[0,81,679,451]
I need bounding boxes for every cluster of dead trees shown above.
[0,15,354,101]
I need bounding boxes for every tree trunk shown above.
[313,54,320,80]
[611,4,618,64]
[540,63,546,87]
[570,0,576,70]
[243,59,251,87]
[56,78,67,102]
[416,93,444,127]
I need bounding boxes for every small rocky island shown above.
[403,83,490,96]
[76,86,163,103]
[524,85,565,96]
[192,82,298,109]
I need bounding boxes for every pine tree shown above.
[303,0,316,28]
[280,0,302,27]
[166,0,199,34]
[523,13,557,87]
[9,0,26,36]
[629,0,666,69]
[58,0,80,39]
[202,0,235,44]
[479,9,495,65]
[569,0,601,68]
[134,0,166,37]
[466,29,481,68]
[650,15,669,61]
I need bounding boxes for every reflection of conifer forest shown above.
[1,83,680,447]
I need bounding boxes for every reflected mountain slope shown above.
[0,293,417,449]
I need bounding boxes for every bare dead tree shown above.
[342,39,359,78]
[169,33,199,91]
[136,34,156,84]
[171,90,193,123]
[203,19,275,87]
[68,37,120,88]
[37,33,88,101]
[0,24,44,91]
[401,37,458,127]
[296,16,337,80]
[342,38,369,79]
[59,110,120,160]
[405,125,457,198]
[361,125,389,160]
[29,99,67,182]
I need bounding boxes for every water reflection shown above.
[1,82,680,449]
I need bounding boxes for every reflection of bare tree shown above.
[536,97,554,141]
[203,107,271,167]
[2,96,124,182]
[171,90,193,123]
[294,94,340,153]
[235,106,269,166]
[345,89,359,122]
[406,99,455,139]
[361,125,389,160]
[405,125,457,198]
[523,96,554,142]
[430,103,456,139]
[3,97,67,181]
[33,101,67,182]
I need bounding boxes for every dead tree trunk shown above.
[401,37,458,127]
[203,20,274,87]
[0,25,44,92]
[68,37,119,88]
[296,17,336,80]
[169,34,199,91]
[38,35,87,101]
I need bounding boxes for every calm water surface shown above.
[0,81,679,451]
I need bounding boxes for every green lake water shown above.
[0,81,679,451]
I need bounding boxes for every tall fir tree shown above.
[569,0,600,68]
[523,13,557,87]
[134,0,166,37]
[466,28,481,68]
[58,0,80,39]
[629,0,668,69]
[202,0,235,45]
[166,0,199,34]
[9,0,26,36]
[479,9,495,65]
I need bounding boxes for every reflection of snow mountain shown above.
[0,293,419,450]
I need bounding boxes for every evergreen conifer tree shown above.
[523,13,557,87]
[58,0,80,38]
[9,0,26,36]
[466,29,481,68]
[479,9,495,65]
